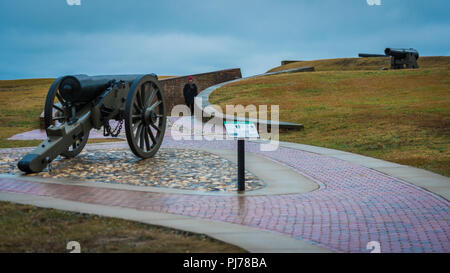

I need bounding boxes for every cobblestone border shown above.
[1,134,449,252]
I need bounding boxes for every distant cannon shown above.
[18,74,167,173]
[384,48,419,69]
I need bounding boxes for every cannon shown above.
[18,74,167,173]
[384,48,419,69]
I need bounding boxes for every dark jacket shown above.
[183,83,198,105]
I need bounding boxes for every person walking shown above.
[183,76,198,115]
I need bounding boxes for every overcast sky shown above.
[0,0,449,79]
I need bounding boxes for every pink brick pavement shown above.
[1,135,449,253]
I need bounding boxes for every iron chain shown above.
[104,119,123,137]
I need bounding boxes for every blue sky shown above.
[0,0,449,79]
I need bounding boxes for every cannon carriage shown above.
[384,48,419,69]
[18,74,167,173]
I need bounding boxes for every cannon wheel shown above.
[124,75,167,158]
[44,77,89,158]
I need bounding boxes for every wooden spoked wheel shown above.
[124,75,167,158]
[43,77,88,158]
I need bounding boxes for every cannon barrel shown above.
[358,53,389,58]
[384,48,419,59]
[59,74,156,104]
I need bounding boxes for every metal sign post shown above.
[237,138,245,192]
[224,121,259,193]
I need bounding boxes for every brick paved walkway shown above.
[1,135,449,253]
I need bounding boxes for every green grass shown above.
[0,201,246,253]
[0,78,54,148]
[210,67,450,177]
[269,56,450,72]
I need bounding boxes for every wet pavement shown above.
[1,118,449,253]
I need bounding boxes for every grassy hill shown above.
[268,56,450,72]
[0,78,55,148]
[211,58,450,176]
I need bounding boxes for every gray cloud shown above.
[0,31,292,78]
[0,0,449,79]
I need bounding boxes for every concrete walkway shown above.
[0,127,449,253]
[193,66,314,131]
